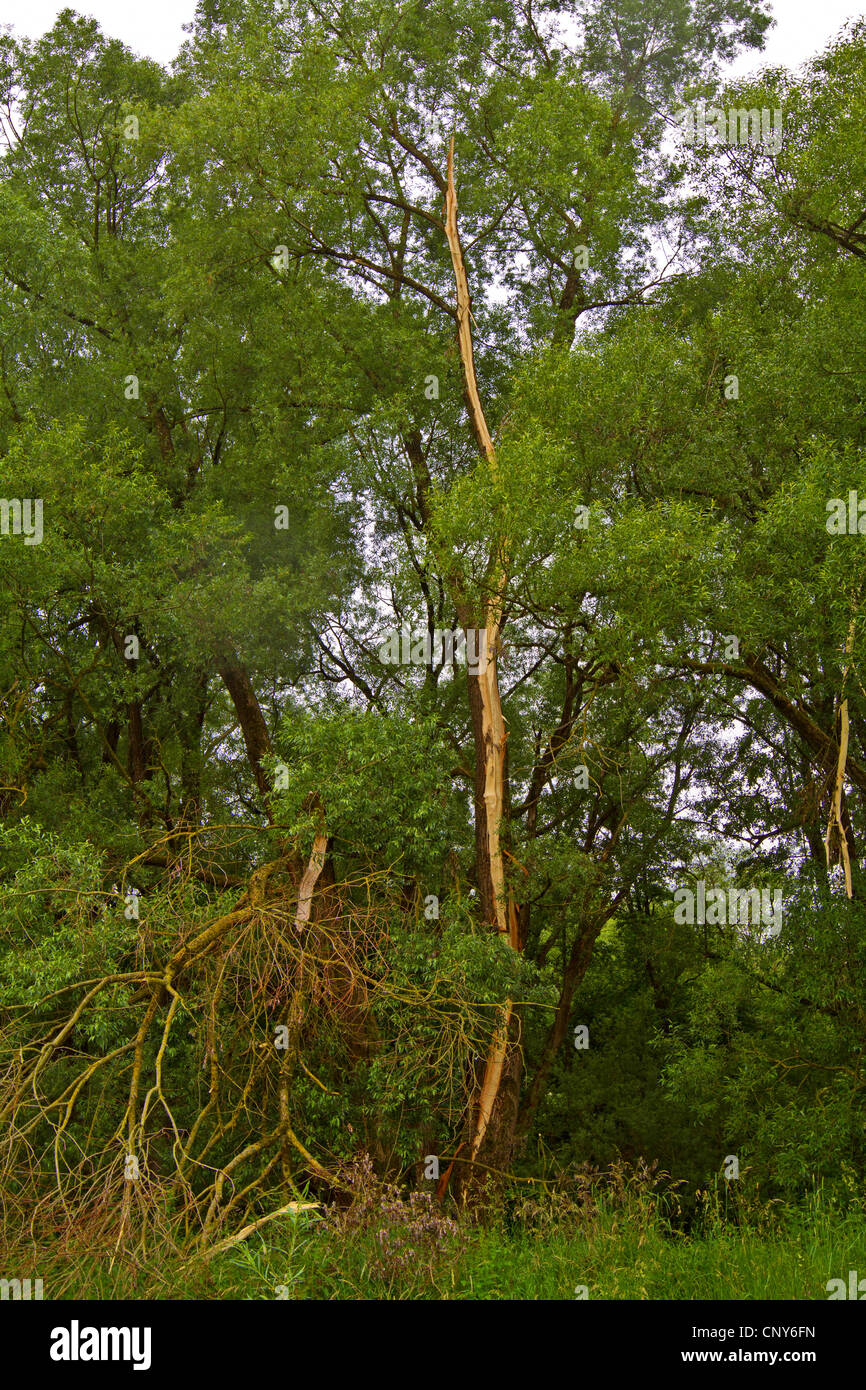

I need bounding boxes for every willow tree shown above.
[167,0,771,1186]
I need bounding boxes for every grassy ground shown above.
[4,1184,864,1300]
[216,1202,866,1301]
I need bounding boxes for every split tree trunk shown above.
[443,137,521,1200]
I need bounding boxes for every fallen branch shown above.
[195,1201,321,1263]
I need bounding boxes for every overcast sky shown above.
[1,0,864,72]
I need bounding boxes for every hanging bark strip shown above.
[444,134,517,1171]
[470,1001,514,1160]
[825,700,852,897]
[294,831,329,932]
[444,141,496,467]
[825,615,857,898]
[444,134,509,940]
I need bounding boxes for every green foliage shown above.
[0,0,864,1276]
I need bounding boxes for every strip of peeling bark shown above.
[445,144,496,467]
[444,136,517,1179]
[825,616,858,898]
[470,999,513,1161]
[825,697,853,897]
[444,136,509,940]
[294,831,329,932]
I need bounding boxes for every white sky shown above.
[0,0,864,71]
[1,0,196,64]
[727,0,865,75]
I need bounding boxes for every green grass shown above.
[278,1203,866,1301]
[5,1187,865,1300]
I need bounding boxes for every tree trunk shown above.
[444,137,521,1200]
[515,917,604,1144]
[217,652,274,815]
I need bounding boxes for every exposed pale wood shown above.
[825,696,853,898]
[197,1200,321,1262]
[295,831,329,931]
[825,616,856,899]
[470,1001,513,1161]
[444,136,519,1173]
[444,136,509,938]
[445,138,497,467]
